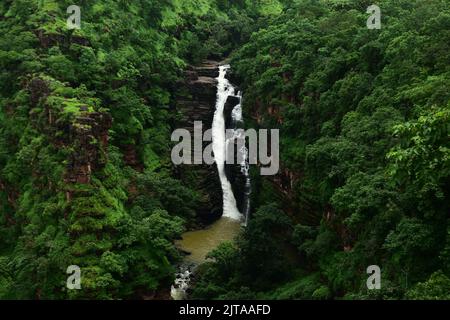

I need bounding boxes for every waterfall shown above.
[212,65,242,221]
[230,91,252,226]
[171,64,251,300]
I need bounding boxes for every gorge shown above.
[0,0,448,301]
[171,63,250,300]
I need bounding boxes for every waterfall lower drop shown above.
[230,91,251,226]
[213,65,245,222]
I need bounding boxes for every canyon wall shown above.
[173,61,223,224]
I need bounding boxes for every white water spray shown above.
[212,65,242,221]
[170,267,192,300]
[230,91,251,226]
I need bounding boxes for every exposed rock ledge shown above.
[173,61,223,225]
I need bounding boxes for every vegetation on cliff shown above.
[0,0,449,300]
[0,0,248,299]
[192,0,450,300]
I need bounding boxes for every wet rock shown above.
[224,95,240,128]
[226,68,241,87]
[223,90,249,217]
[174,62,223,224]
[225,161,247,215]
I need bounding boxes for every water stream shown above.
[229,90,252,226]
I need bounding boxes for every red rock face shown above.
[28,77,112,197]
[64,112,112,189]
[121,144,142,170]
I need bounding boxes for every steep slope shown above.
[193,0,450,300]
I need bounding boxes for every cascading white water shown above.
[212,65,242,221]
[170,266,192,300]
[230,91,251,226]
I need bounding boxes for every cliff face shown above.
[176,62,219,129]
[64,112,112,196]
[174,61,223,224]
[26,77,112,201]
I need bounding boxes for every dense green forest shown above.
[0,0,449,300]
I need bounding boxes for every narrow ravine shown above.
[171,64,249,300]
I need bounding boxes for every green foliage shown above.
[405,271,450,300]
[194,0,450,300]
[0,0,448,300]
[388,105,450,199]
[267,273,324,300]
[193,204,295,298]
[0,0,219,299]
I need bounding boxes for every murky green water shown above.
[176,217,242,264]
